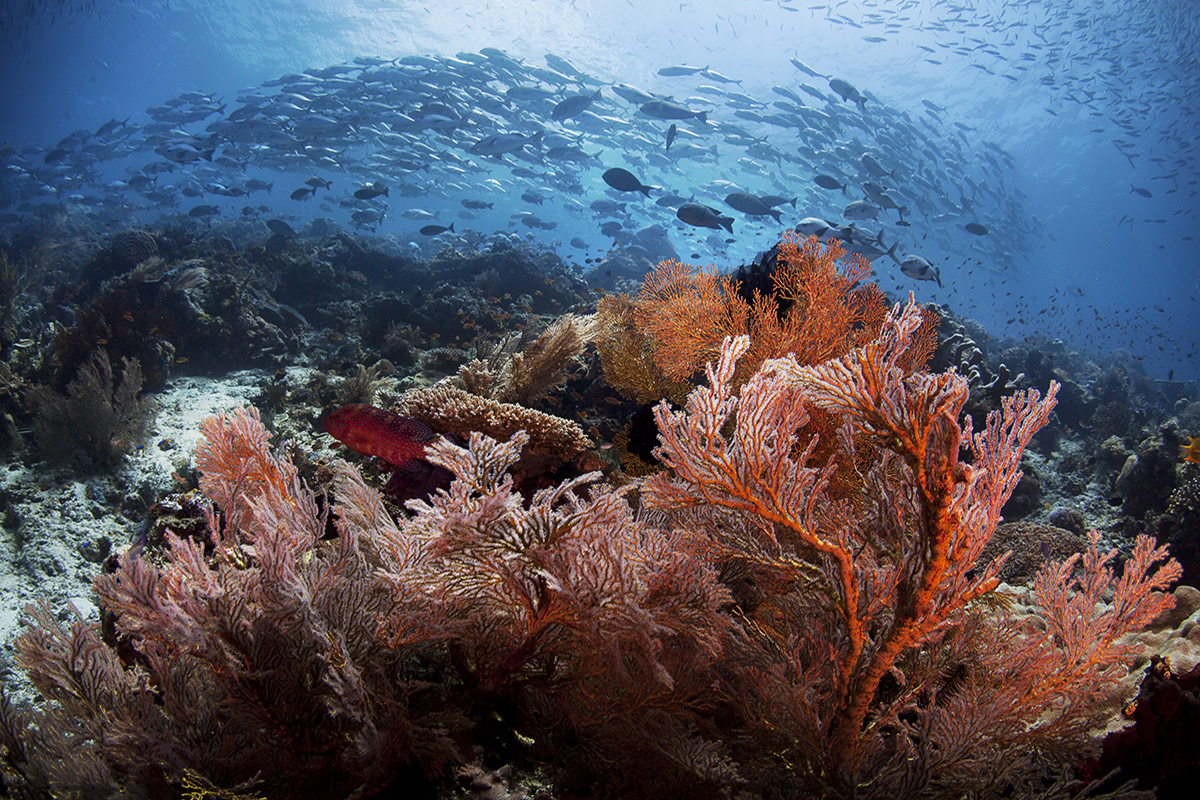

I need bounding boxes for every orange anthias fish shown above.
[1180,435,1200,464]
[323,404,436,467]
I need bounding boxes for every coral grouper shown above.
[323,404,436,466]
[323,403,454,500]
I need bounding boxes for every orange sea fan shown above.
[629,235,936,399]
[743,232,889,372]
[635,259,748,381]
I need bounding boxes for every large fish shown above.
[602,167,658,196]
[638,100,708,123]
[158,140,216,164]
[860,152,896,179]
[657,64,708,76]
[544,53,585,79]
[677,202,734,233]
[724,192,782,222]
[611,83,658,104]
[795,217,836,239]
[814,174,848,194]
[551,88,603,121]
[828,77,868,110]
[469,131,543,156]
[700,68,740,84]
[323,404,452,500]
[354,181,389,200]
[844,200,881,221]
[892,252,942,287]
[861,181,907,220]
[759,194,797,209]
[795,219,898,264]
[790,58,828,79]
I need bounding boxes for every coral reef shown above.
[983,521,1088,585]
[3,297,1184,799]
[0,221,1197,799]
[632,232,899,385]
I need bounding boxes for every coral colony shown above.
[2,234,1193,799]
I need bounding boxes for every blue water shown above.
[2,0,1196,384]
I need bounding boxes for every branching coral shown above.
[643,300,1178,795]
[1,407,733,798]
[26,349,153,466]
[601,233,934,407]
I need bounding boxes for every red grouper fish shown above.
[323,404,436,467]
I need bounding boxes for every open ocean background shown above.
[1,0,1196,384]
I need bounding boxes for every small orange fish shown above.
[1180,435,1200,464]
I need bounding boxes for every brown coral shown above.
[391,384,596,495]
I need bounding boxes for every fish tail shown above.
[696,111,708,124]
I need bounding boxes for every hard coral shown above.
[79,229,158,288]
[390,384,596,496]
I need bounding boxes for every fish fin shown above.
[886,241,901,266]
[720,217,734,234]
[448,223,455,232]
[696,111,708,124]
